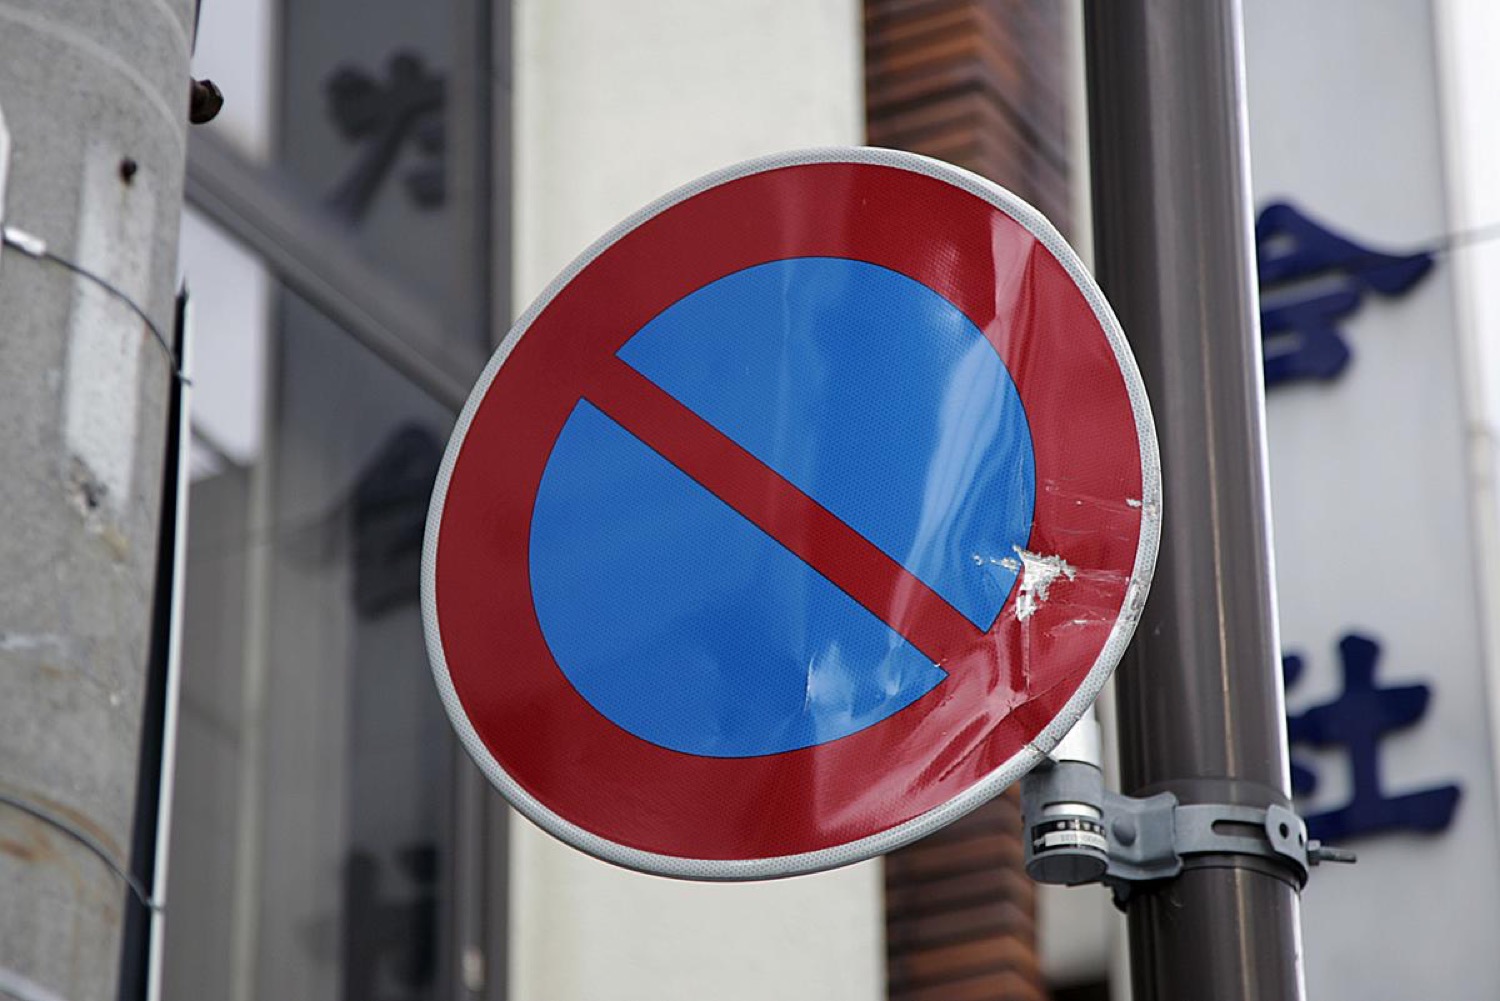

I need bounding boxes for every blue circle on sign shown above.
[529,257,1036,757]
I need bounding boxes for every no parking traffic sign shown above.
[422,148,1160,879]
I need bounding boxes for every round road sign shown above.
[422,148,1160,880]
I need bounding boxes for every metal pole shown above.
[1082,2,1305,999]
[0,1,193,998]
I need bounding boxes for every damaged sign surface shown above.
[422,148,1161,879]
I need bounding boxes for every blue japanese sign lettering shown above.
[1283,633,1460,842]
[1256,202,1433,388]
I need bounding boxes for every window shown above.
[154,1,506,998]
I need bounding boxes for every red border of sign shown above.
[425,150,1157,877]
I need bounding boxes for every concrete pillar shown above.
[0,1,194,998]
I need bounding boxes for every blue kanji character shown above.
[1281,653,1319,797]
[1256,203,1433,388]
[1284,633,1460,843]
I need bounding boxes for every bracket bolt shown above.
[1307,840,1357,866]
[190,79,224,124]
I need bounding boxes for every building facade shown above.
[143,2,1500,1000]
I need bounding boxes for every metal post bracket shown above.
[1023,760,1354,908]
[1098,787,1179,885]
[1173,802,1308,881]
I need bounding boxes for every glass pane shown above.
[263,290,456,1001]
[166,0,492,991]
[279,0,471,323]
[162,275,458,1001]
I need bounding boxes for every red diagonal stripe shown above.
[585,357,983,664]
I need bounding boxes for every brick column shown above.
[866,3,1072,999]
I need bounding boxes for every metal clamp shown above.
[1021,758,1355,907]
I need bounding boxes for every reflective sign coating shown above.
[532,257,1035,757]
[423,148,1160,879]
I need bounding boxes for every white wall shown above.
[1244,2,1500,998]
[189,0,273,161]
[1436,0,1500,834]
[180,0,273,479]
[509,3,882,1000]
[515,0,864,305]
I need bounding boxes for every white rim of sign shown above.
[421,147,1162,881]
[0,102,11,257]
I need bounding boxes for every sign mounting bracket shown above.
[1022,756,1357,908]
